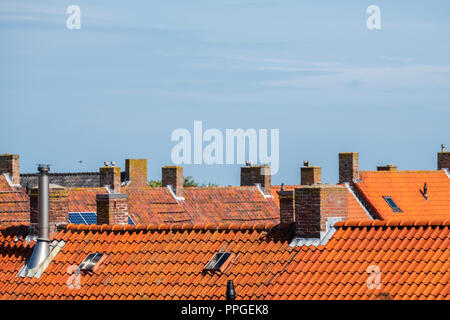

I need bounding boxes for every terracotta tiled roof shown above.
[0,175,29,226]
[354,170,450,220]
[67,186,280,225]
[0,219,448,300]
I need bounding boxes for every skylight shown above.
[204,252,232,271]
[382,196,403,213]
[79,252,104,272]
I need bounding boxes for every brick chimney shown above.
[339,152,360,183]
[438,152,450,171]
[277,189,295,224]
[295,185,347,238]
[0,154,20,185]
[240,165,271,195]
[100,165,121,192]
[96,193,129,225]
[30,185,69,235]
[162,166,184,197]
[125,159,148,187]
[377,164,398,172]
[301,165,321,185]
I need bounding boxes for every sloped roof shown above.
[0,175,29,226]
[354,170,450,220]
[67,186,281,225]
[0,219,448,300]
[20,172,103,189]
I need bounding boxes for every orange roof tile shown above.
[0,175,29,226]
[354,170,450,220]
[0,219,448,300]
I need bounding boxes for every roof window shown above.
[382,196,403,213]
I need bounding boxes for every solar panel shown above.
[382,196,403,213]
[204,252,232,271]
[68,212,97,225]
[69,212,135,225]
[79,252,104,272]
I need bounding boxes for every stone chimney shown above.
[96,193,129,225]
[0,154,20,185]
[240,165,271,195]
[100,165,121,192]
[125,159,148,187]
[377,164,398,172]
[301,165,321,185]
[295,185,348,238]
[438,151,450,171]
[339,152,360,183]
[277,189,295,224]
[30,184,69,235]
[162,166,184,197]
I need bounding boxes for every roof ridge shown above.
[65,222,279,232]
[335,219,450,228]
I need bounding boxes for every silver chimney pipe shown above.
[26,164,50,269]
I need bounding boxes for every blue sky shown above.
[1,0,449,186]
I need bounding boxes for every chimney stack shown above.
[438,151,450,171]
[30,173,69,236]
[96,193,129,225]
[339,152,360,183]
[125,159,148,187]
[301,165,321,185]
[377,164,398,172]
[27,165,51,269]
[0,154,20,185]
[277,189,295,224]
[162,166,184,197]
[100,165,121,192]
[295,185,347,238]
[240,165,271,195]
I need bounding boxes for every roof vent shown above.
[420,182,429,201]
[226,280,236,300]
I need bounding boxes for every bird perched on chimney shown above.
[281,183,285,191]
[303,161,309,167]
[245,161,252,167]
[442,144,446,152]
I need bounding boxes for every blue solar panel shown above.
[68,212,97,225]
[68,212,85,224]
[69,212,135,225]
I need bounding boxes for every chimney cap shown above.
[37,164,50,173]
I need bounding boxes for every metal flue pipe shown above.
[26,164,51,269]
